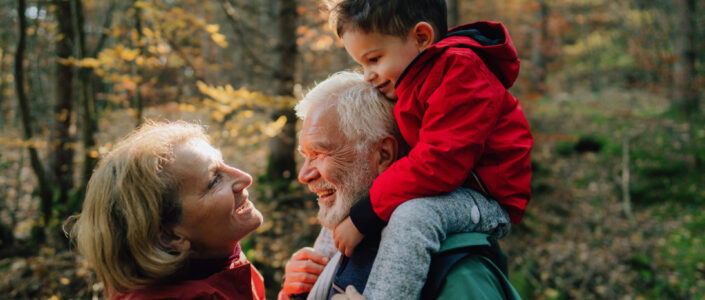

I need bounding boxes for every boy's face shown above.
[342,29,421,100]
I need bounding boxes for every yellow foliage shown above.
[211,33,228,48]
[205,24,220,34]
[121,48,141,61]
[0,137,46,149]
[238,110,254,119]
[197,81,291,147]
[134,1,151,9]
[178,103,198,112]
[262,116,287,137]
[97,50,116,66]
[157,43,171,54]
[78,58,100,68]
[58,57,77,66]
[142,27,155,39]
[564,30,617,56]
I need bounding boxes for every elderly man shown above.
[279,71,520,300]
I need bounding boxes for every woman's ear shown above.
[158,227,190,253]
[373,136,398,175]
[412,22,435,51]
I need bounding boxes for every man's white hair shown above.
[295,71,396,151]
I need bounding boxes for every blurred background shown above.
[0,0,703,299]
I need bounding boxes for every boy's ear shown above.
[159,227,191,253]
[372,136,398,175]
[412,22,435,51]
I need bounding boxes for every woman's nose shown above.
[225,165,252,191]
[298,159,319,184]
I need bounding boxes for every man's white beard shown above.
[318,152,376,229]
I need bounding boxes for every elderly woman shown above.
[65,120,265,299]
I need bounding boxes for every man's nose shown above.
[297,159,319,184]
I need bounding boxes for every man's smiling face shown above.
[297,102,375,229]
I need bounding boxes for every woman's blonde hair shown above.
[64,120,208,293]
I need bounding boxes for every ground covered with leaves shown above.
[1,89,703,299]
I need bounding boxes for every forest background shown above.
[0,0,703,299]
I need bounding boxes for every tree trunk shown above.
[530,0,549,94]
[265,0,298,188]
[51,0,76,206]
[672,0,698,115]
[446,0,460,28]
[73,0,98,204]
[0,49,5,110]
[15,0,53,226]
[133,0,144,126]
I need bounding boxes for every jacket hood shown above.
[413,21,520,89]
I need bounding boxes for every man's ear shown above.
[373,136,398,175]
[158,227,191,253]
[412,22,435,51]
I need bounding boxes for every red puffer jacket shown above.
[351,21,533,234]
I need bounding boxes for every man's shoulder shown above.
[438,255,520,300]
[431,233,521,300]
[439,232,492,251]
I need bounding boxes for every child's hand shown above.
[333,217,364,257]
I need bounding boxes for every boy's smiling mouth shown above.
[375,81,391,92]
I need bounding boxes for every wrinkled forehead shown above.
[302,102,340,134]
[299,102,352,150]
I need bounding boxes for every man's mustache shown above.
[307,181,336,193]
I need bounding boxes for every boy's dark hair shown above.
[330,0,448,42]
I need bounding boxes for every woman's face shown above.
[169,138,262,258]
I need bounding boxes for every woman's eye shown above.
[208,173,222,189]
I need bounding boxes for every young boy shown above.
[329,0,533,298]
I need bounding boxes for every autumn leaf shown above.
[78,58,100,68]
[121,48,141,61]
[134,1,151,9]
[205,24,220,34]
[211,33,228,48]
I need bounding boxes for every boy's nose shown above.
[363,68,376,82]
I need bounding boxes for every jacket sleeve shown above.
[350,53,505,235]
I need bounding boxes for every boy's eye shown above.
[208,172,222,189]
[369,56,380,63]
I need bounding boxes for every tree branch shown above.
[15,0,53,226]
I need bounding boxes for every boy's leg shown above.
[362,188,510,300]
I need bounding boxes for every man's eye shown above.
[208,173,222,189]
